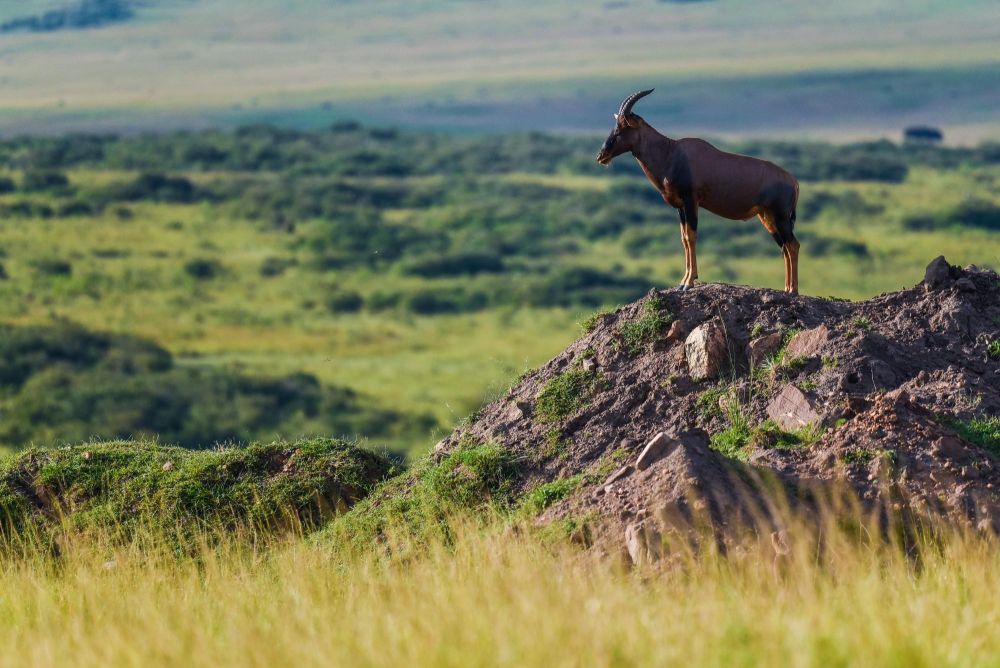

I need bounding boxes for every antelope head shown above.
[596,88,653,166]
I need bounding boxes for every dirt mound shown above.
[0,438,396,542]
[435,257,1000,557]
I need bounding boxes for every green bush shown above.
[184,258,223,280]
[0,438,394,539]
[401,252,505,277]
[0,323,431,450]
[32,258,72,276]
[21,170,70,192]
[327,291,364,313]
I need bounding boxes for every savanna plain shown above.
[0,124,997,667]
[1,1,999,666]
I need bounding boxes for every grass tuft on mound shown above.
[323,438,520,553]
[0,438,396,541]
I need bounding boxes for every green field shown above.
[0,127,996,456]
[0,0,997,140]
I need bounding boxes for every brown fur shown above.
[597,101,801,293]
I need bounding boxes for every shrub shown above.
[404,287,488,314]
[327,291,364,313]
[184,258,222,280]
[32,258,72,276]
[107,173,201,203]
[0,323,427,450]
[0,176,15,193]
[21,170,69,191]
[57,199,98,217]
[259,256,296,277]
[401,252,504,277]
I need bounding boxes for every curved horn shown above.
[617,88,654,117]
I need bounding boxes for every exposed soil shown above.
[435,257,1000,554]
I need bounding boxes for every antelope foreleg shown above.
[686,228,699,287]
[679,223,690,287]
[787,238,800,294]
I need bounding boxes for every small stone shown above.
[785,324,829,360]
[770,530,790,556]
[635,432,675,470]
[162,461,175,472]
[884,388,910,405]
[684,320,728,381]
[581,357,597,372]
[602,464,633,488]
[624,521,662,566]
[955,277,976,292]
[665,319,688,341]
[748,332,783,366]
[766,384,821,430]
[930,435,965,460]
[923,256,953,290]
[81,451,92,461]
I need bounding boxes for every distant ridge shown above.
[0,0,132,33]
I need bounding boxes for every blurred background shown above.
[0,0,997,458]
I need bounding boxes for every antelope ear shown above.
[613,113,620,120]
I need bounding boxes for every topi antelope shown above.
[596,89,801,293]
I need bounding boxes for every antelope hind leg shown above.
[678,222,690,289]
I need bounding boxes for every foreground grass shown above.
[0,515,997,667]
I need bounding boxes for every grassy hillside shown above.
[0,0,997,139]
[0,126,996,455]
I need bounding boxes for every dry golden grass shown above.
[1,511,999,667]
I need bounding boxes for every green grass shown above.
[5,511,1000,666]
[0,133,997,459]
[618,296,673,354]
[323,438,520,551]
[951,417,1000,456]
[534,364,605,424]
[988,339,1000,359]
[518,475,584,517]
[580,307,614,334]
[0,438,395,541]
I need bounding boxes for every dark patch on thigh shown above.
[756,182,797,224]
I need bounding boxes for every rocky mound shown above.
[435,257,1000,560]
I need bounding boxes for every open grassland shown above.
[1,517,1000,667]
[0,0,997,138]
[0,127,996,455]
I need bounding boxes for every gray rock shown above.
[956,277,976,292]
[785,324,829,360]
[624,521,662,566]
[602,464,634,489]
[635,431,675,470]
[766,384,822,430]
[924,256,953,290]
[685,320,728,381]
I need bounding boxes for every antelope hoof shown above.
[676,283,689,291]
